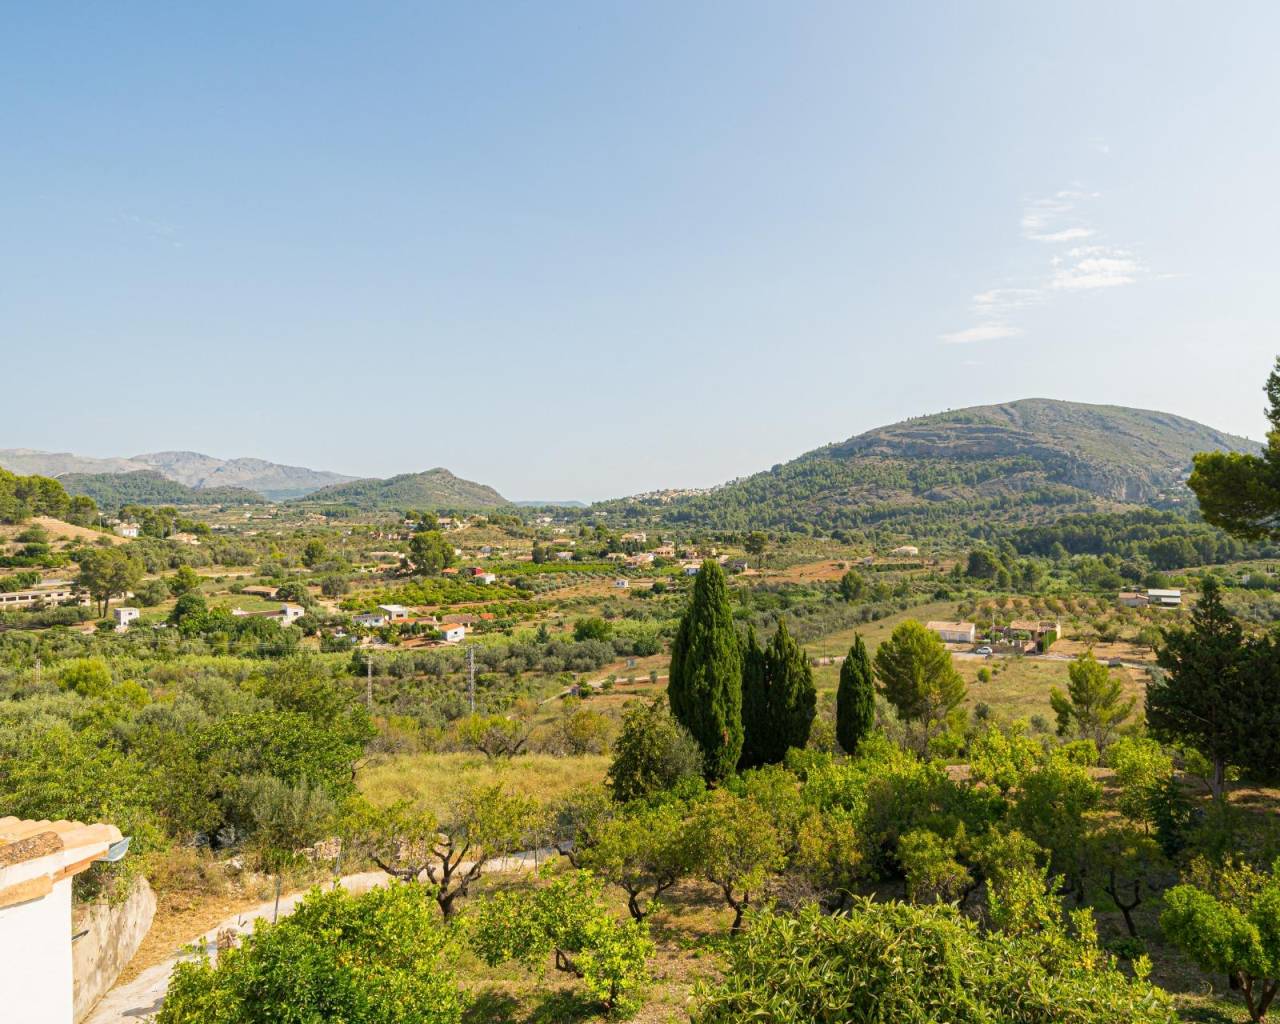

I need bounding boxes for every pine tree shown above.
[1149,577,1248,800]
[836,634,875,756]
[739,620,817,769]
[668,560,743,781]
[738,627,769,770]
[874,620,967,755]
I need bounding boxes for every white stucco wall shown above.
[1,877,74,1024]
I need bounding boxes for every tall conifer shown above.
[739,619,817,769]
[836,633,875,756]
[668,560,743,780]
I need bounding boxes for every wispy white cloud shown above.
[1033,227,1094,243]
[1020,190,1098,242]
[940,185,1158,344]
[1050,246,1144,290]
[972,287,1044,319]
[940,324,1022,344]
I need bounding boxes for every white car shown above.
[975,646,993,656]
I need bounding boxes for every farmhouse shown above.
[621,531,647,544]
[113,607,140,631]
[554,551,574,561]
[614,578,629,589]
[927,620,976,644]
[440,623,467,643]
[652,544,676,558]
[682,564,701,576]
[1147,588,1182,607]
[1118,591,1149,608]
[115,523,140,539]
[353,612,388,628]
[0,586,86,609]
[378,604,411,620]
[890,545,919,557]
[1,816,130,1024]
[473,572,497,585]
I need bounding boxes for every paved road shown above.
[85,849,556,1024]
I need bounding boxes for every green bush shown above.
[694,899,1176,1024]
[160,883,464,1024]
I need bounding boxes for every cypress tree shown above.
[738,627,769,770]
[766,619,817,762]
[836,633,875,756]
[739,619,817,769]
[668,560,743,781]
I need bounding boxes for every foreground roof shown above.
[0,817,123,909]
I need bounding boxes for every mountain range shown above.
[0,449,355,500]
[3,399,1261,520]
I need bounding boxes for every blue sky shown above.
[3,3,1278,500]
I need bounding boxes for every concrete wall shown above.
[1,876,74,1024]
[73,877,155,1023]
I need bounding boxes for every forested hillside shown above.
[58,470,266,509]
[596,399,1259,534]
[299,468,509,511]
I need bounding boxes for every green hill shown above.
[297,468,508,511]
[595,399,1259,534]
[58,470,266,509]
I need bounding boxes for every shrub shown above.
[159,883,465,1024]
[693,899,1176,1024]
[606,698,703,802]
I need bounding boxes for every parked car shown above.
[975,645,993,656]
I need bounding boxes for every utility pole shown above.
[366,655,373,708]
[468,646,475,714]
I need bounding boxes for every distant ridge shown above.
[298,468,509,510]
[0,448,357,500]
[594,398,1261,531]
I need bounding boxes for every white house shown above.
[554,551,574,562]
[115,524,140,539]
[378,604,411,620]
[890,545,920,557]
[0,816,128,1024]
[113,607,140,630]
[440,623,467,643]
[277,603,305,624]
[353,612,388,628]
[613,578,629,589]
[473,572,497,585]
[926,620,977,644]
[682,564,701,576]
[1147,589,1182,607]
